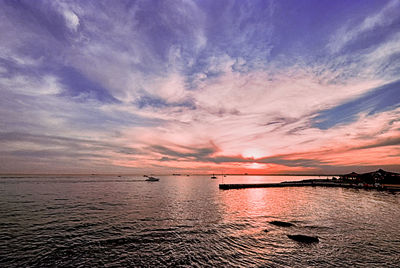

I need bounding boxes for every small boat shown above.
[211,174,217,179]
[145,176,159,182]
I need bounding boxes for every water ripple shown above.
[0,175,399,267]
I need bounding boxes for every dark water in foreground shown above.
[1,175,399,267]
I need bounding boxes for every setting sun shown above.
[242,148,267,159]
[245,163,267,169]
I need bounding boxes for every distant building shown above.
[340,172,360,182]
[340,169,400,184]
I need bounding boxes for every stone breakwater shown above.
[219,179,400,191]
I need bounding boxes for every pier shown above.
[219,180,400,191]
[219,181,351,190]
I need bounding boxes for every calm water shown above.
[1,175,399,267]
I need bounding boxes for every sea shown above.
[1,175,399,267]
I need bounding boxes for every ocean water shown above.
[0,175,399,267]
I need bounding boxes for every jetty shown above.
[219,180,357,190]
[219,169,400,191]
[219,180,399,191]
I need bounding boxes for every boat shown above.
[145,176,160,181]
[211,174,217,179]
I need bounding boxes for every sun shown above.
[242,148,266,159]
[245,163,267,169]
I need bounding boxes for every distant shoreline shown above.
[0,173,340,177]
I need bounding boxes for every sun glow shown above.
[245,163,267,169]
[242,148,266,159]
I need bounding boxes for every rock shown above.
[287,234,319,243]
[269,221,294,227]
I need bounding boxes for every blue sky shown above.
[0,0,399,174]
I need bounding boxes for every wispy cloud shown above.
[0,0,399,173]
[327,0,400,53]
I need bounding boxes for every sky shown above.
[0,0,399,174]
